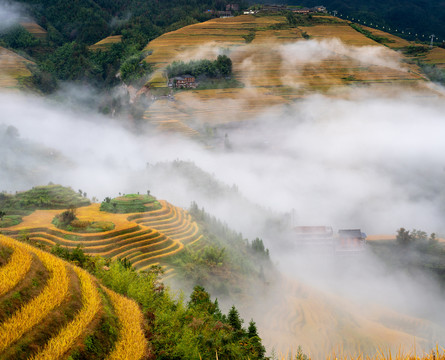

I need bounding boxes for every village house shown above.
[336,229,366,253]
[292,8,311,14]
[168,75,197,89]
[293,226,335,251]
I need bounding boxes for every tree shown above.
[248,319,258,338]
[227,305,242,331]
[396,227,411,246]
[0,210,6,221]
[286,12,298,27]
[215,54,232,77]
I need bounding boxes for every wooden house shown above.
[168,75,197,89]
[293,226,334,251]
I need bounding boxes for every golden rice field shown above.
[360,26,412,49]
[90,35,122,51]
[19,22,47,39]
[140,15,434,137]
[1,200,202,275]
[0,46,34,91]
[258,276,445,359]
[0,234,147,359]
[423,47,445,69]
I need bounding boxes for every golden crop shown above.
[3,201,202,272]
[30,268,101,360]
[104,287,147,360]
[0,239,69,352]
[0,236,33,296]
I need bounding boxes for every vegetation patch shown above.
[191,78,244,90]
[52,209,115,233]
[0,185,90,216]
[349,23,394,44]
[0,245,13,265]
[242,30,256,43]
[166,202,271,298]
[167,55,233,79]
[100,194,161,213]
[0,215,22,228]
[67,289,119,360]
[402,45,430,56]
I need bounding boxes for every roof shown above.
[338,229,363,238]
[294,226,333,235]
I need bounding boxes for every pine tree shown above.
[248,320,258,338]
[227,305,242,330]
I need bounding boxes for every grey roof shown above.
[338,229,363,238]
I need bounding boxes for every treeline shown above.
[369,228,445,288]
[167,55,233,78]
[48,244,267,359]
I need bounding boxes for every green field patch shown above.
[0,215,22,228]
[100,194,161,214]
[0,185,90,215]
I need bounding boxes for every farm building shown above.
[168,75,197,89]
[336,229,366,253]
[293,226,334,250]
[292,8,311,14]
[312,5,327,13]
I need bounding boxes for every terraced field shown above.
[90,35,122,51]
[0,234,147,359]
[259,277,445,359]
[19,22,47,39]
[139,14,435,137]
[1,200,202,275]
[0,46,34,91]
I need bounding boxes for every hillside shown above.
[0,234,147,359]
[2,187,445,358]
[0,46,34,91]
[140,14,439,138]
[0,197,202,276]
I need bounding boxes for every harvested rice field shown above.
[141,15,433,137]
[259,276,445,358]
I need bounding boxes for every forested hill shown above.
[253,0,445,42]
[0,0,245,91]
[14,0,245,44]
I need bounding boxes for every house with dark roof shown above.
[336,229,366,253]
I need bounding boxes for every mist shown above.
[0,1,27,31]
[2,38,445,357]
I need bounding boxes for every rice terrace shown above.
[1,1,445,359]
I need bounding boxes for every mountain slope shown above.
[140,14,432,137]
